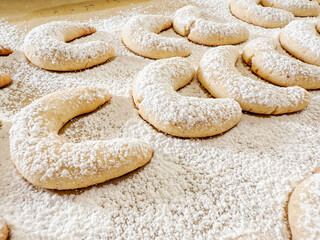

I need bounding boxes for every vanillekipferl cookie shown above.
[9,87,153,190]
[260,0,320,17]
[280,19,320,67]
[173,5,249,46]
[288,173,320,239]
[231,233,269,240]
[243,37,320,89]
[122,15,191,59]
[132,57,242,138]
[230,0,294,28]
[198,46,310,115]
[23,21,115,71]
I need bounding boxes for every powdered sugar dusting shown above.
[230,0,294,26]
[244,37,320,89]
[199,46,309,109]
[264,0,318,8]
[261,0,320,16]
[23,21,114,70]
[192,18,246,39]
[9,87,151,189]
[174,5,248,41]
[0,0,320,238]
[122,14,191,55]
[0,219,4,238]
[280,20,320,65]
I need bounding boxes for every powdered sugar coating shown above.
[0,45,12,56]
[174,5,199,35]
[230,0,294,28]
[9,87,152,189]
[198,46,310,114]
[23,21,114,71]
[230,233,268,240]
[288,173,320,239]
[121,14,191,59]
[280,20,320,67]
[243,37,320,89]
[173,5,249,45]
[133,57,242,137]
[261,0,320,17]
[0,20,15,57]
[0,0,320,238]
[0,72,11,88]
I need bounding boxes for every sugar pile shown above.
[0,0,320,239]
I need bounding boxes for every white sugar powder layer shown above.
[0,0,320,239]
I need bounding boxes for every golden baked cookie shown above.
[288,173,320,239]
[0,72,11,88]
[23,21,114,71]
[122,15,191,59]
[230,0,294,28]
[280,19,320,67]
[0,45,12,56]
[173,5,249,46]
[132,57,242,138]
[9,87,153,190]
[198,46,310,115]
[243,37,320,89]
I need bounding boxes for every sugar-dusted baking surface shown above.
[0,0,320,239]
[0,0,150,28]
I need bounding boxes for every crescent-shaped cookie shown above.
[288,173,320,239]
[230,0,294,28]
[198,46,310,115]
[0,72,11,88]
[122,15,191,59]
[0,44,12,88]
[9,87,153,190]
[173,5,249,46]
[243,37,320,89]
[261,0,320,17]
[23,21,115,71]
[132,57,242,138]
[0,220,8,240]
[280,20,320,67]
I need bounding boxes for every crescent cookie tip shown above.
[0,219,8,240]
[230,0,294,28]
[0,72,12,88]
[122,14,191,59]
[288,172,320,239]
[133,57,242,138]
[280,20,320,68]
